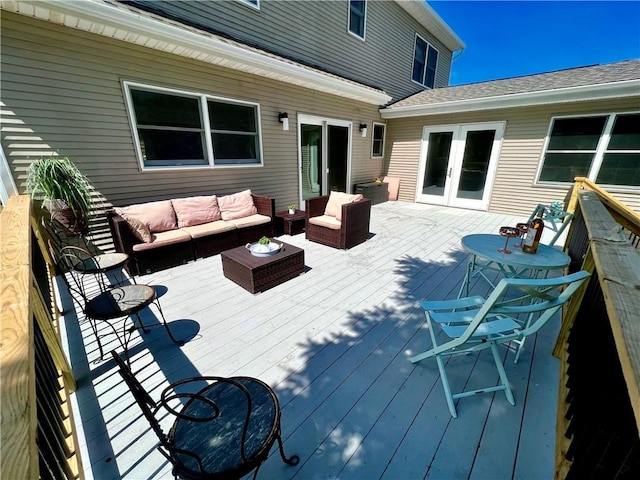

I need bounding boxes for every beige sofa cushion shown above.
[225,214,271,229]
[172,195,222,227]
[218,189,257,220]
[115,200,177,233]
[180,220,236,239]
[324,192,364,221]
[309,214,341,230]
[131,229,191,252]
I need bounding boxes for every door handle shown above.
[447,168,452,178]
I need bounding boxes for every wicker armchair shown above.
[305,194,371,249]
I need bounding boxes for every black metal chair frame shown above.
[58,246,183,364]
[111,351,299,479]
[59,244,133,290]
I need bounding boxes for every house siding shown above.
[123,0,453,101]
[386,98,640,215]
[1,12,383,239]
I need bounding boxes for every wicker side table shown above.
[221,241,305,293]
[275,210,306,236]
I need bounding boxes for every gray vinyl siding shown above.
[124,0,453,101]
[1,12,383,243]
[385,98,640,215]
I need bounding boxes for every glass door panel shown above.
[422,131,453,199]
[328,125,348,192]
[455,130,494,201]
[301,124,323,201]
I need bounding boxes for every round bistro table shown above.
[458,233,571,298]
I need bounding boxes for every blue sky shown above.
[428,1,640,85]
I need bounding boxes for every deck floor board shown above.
[58,201,563,479]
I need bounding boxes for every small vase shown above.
[288,209,295,214]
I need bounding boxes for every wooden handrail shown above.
[567,177,640,237]
[1,195,38,479]
[554,182,640,478]
[0,195,82,479]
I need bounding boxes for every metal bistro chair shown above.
[410,271,590,418]
[59,246,183,364]
[111,351,299,480]
[59,245,133,290]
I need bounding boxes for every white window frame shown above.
[371,122,386,158]
[123,81,263,171]
[347,0,367,40]
[237,0,260,11]
[535,111,640,191]
[411,33,439,89]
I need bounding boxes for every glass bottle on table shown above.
[523,217,544,254]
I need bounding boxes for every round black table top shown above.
[74,252,129,274]
[86,284,155,320]
[171,377,278,477]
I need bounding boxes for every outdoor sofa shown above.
[108,190,274,275]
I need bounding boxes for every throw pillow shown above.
[324,192,364,221]
[114,200,177,233]
[172,195,221,227]
[218,189,257,220]
[121,214,154,243]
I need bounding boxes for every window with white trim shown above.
[371,122,386,158]
[348,0,366,39]
[124,82,262,169]
[537,112,640,188]
[412,34,438,88]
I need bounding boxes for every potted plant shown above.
[288,204,296,214]
[26,156,92,234]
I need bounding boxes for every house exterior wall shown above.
[123,0,454,101]
[0,12,383,218]
[386,98,640,215]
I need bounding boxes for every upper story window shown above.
[412,34,438,88]
[124,82,262,170]
[537,112,640,188]
[371,123,386,158]
[348,0,367,39]
[238,0,260,10]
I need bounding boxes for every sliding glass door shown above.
[298,115,351,207]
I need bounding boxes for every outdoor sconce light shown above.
[279,112,289,131]
[359,123,367,138]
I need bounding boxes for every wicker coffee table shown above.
[221,240,305,293]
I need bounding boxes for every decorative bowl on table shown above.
[246,240,282,257]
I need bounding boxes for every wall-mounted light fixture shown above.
[279,112,289,131]
[359,123,367,138]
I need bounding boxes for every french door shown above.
[416,122,504,210]
[298,115,351,207]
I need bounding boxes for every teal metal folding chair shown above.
[410,271,590,418]
[528,203,574,246]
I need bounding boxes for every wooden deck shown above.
[58,201,562,480]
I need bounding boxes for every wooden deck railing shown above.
[0,195,83,480]
[554,178,640,478]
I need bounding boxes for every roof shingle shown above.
[387,59,640,109]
